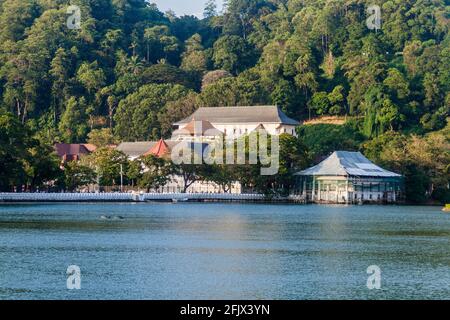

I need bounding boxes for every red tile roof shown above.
[54,143,95,161]
[144,139,170,158]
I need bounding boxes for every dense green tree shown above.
[204,0,217,19]
[114,84,191,141]
[201,69,233,89]
[58,97,88,143]
[141,63,199,89]
[63,161,96,192]
[0,111,29,191]
[206,164,237,193]
[137,155,173,192]
[0,0,447,202]
[363,124,450,204]
[87,128,117,147]
[212,35,256,74]
[83,147,128,187]
[298,122,366,162]
[310,92,330,116]
[158,93,200,138]
[23,138,61,191]
[328,85,346,115]
[181,34,208,73]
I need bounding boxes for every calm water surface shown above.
[0,203,448,300]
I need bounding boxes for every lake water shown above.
[0,203,448,300]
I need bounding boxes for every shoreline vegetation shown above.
[0,1,448,205]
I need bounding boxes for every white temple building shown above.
[117,106,300,193]
[293,151,403,204]
[173,106,300,140]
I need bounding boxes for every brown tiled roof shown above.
[54,143,91,158]
[172,119,223,137]
[82,144,97,152]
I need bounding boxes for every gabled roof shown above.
[116,142,156,158]
[54,143,92,157]
[295,151,402,178]
[251,123,269,134]
[174,106,300,126]
[172,119,223,137]
[254,123,267,130]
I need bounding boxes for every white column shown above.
[318,180,321,201]
[346,179,349,204]
[312,177,316,201]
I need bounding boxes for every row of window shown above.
[222,127,295,135]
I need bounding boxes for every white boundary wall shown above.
[0,193,265,202]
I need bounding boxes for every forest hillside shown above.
[0,0,448,202]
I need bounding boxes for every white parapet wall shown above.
[0,192,134,202]
[0,193,266,202]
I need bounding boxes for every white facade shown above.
[173,106,300,141]
[152,175,242,194]
[176,122,298,140]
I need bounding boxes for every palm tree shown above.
[127,56,144,75]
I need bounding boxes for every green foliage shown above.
[0,0,446,135]
[58,97,88,143]
[141,63,199,90]
[0,0,448,202]
[230,133,309,196]
[299,123,366,162]
[158,93,199,138]
[87,128,117,147]
[63,161,96,192]
[204,0,218,19]
[362,125,450,204]
[83,147,128,187]
[114,84,191,141]
[137,155,173,192]
[212,35,256,74]
[0,110,62,191]
[0,111,30,190]
[310,92,330,115]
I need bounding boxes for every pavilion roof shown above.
[295,151,402,178]
[144,139,170,157]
